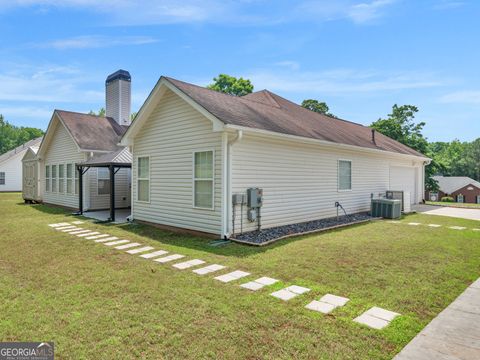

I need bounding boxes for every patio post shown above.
[109,165,115,222]
[77,165,83,214]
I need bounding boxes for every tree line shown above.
[0,115,44,155]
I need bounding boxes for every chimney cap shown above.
[106,69,131,84]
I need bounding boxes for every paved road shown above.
[395,278,480,360]
[413,204,480,221]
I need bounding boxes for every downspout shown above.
[223,130,243,238]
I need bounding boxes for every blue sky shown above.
[0,0,479,142]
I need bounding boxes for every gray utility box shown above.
[386,190,404,211]
[371,199,402,219]
[232,193,246,205]
[247,188,263,208]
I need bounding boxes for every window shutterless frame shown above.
[0,172,5,185]
[192,149,215,210]
[136,156,150,203]
[45,165,50,192]
[337,159,352,192]
[97,167,111,196]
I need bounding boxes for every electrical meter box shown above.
[247,188,263,208]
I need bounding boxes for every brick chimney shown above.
[105,69,131,126]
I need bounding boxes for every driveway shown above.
[414,204,480,221]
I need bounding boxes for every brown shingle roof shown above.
[164,77,426,158]
[56,110,127,152]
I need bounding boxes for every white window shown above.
[97,168,110,195]
[457,194,464,203]
[45,165,50,191]
[0,172,5,185]
[338,160,352,191]
[66,164,73,194]
[193,151,214,209]
[58,164,65,193]
[137,157,150,202]
[75,165,79,195]
[51,165,57,192]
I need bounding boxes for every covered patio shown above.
[76,148,132,222]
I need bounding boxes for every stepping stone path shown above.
[193,264,225,275]
[154,254,185,263]
[215,270,250,283]
[354,306,400,330]
[172,259,205,270]
[473,228,480,231]
[85,234,110,240]
[49,222,71,227]
[126,246,154,254]
[240,277,279,291]
[140,250,168,259]
[69,229,91,235]
[408,222,421,226]
[449,226,466,230]
[115,242,141,250]
[56,225,77,230]
[95,237,118,243]
[104,239,129,246]
[77,232,100,237]
[428,224,442,228]
[72,221,84,225]
[305,294,349,314]
[60,227,80,232]
[271,285,311,301]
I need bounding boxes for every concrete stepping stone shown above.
[353,306,400,330]
[408,222,421,226]
[240,277,279,291]
[126,246,154,254]
[215,270,250,283]
[473,228,480,231]
[387,220,401,224]
[449,226,466,230]
[95,236,118,243]
[193,264,225,275]
[49,222,70,227]
[85,234,110,240]
[140,250,168,259]
[72,221,84,225]
[428,224,442,228]
[271,285,311,301]
[305,294,349,314]
[77,232,100,237]
[115,242,141,250]
[154,254,185,263]
[61,227,81,232]
[69,229,91,235]
[104,240,129,246]
[56,225,77,230]
[172,259,205,270]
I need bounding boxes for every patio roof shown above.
[78,148,132,168]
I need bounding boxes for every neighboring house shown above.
[428,176,480,203]
[0,137,43,192]
[22,144,42,202]
[120,76,430,238]
[34,70,132,212]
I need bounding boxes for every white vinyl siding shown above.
[137,157,149,202]
[338,160,352,191]
[132,89,223,235]
[193,151,214,209]
[45,165,50,192]
[97,168,110,195]
[231,133,423,233]
[0,150,31,192]
[88,167,131,210]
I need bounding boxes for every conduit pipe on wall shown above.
[224,130,243,238]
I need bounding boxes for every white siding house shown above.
[121,76,430,238]
[0,137,42,192]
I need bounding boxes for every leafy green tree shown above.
[88,108,106,117]
[0,114,44,155]
[301,99,336,117]
[466,139,480,180]
[207,74,253,96]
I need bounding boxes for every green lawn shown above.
[1,192,479,359]
[426,200,480,209]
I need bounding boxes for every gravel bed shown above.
[232,213,372,245]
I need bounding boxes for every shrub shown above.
[441,196,454,202]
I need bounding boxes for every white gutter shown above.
[224,124,431,163]
[223,129,243,238]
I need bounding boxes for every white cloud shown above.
[245,68,444,94]
[37,35,158,50]
[348,0,396,24]
[439,90,480,104]
[274,61,300,71]
[0,105,52,119]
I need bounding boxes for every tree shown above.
[301,99,336,117]
[207,74,253,96]
[0,114,44,155]
[88,108,106,117]
[371,105,438,191]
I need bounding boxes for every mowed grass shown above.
[426,200,480,209]
[0,193,479,359]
